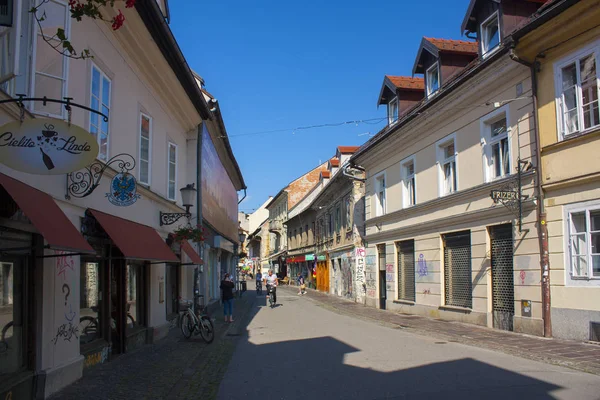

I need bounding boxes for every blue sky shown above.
[169,0,471,213]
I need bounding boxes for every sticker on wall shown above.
[106,173,141,207]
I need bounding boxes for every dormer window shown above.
[426,63,440,97]
[388,98,399,124]
[481,12,500,56]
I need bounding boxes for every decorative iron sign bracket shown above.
[65,153,136,199]
[489,160,531,233]
[0,95,109,123]
[159,212,191,226]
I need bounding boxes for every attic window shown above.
[388,98,399,124]
[426,63,440,97]
[481,12,500,56]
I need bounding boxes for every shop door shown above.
[165,264,179,318]
[491,224,514,331]
[379,271,387,310]
[0,256,30,397]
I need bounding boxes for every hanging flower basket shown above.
[172,226,205,243]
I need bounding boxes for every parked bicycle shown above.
[179,294,214,343]
[79,303,136,345]
[0,321,13,352]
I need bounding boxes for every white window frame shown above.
[374,172,386,217]
[400,155,416,208]
[30,0,70,118]
[553,40,600,141]
[480,104,512,182]
[426,62,440,97]
[388,97,399,125]
[0,1,23,95]
[563,199,600,286]
[89,63,111,161]
[436,133,458,196]
[480,11,501,58]
[167,141,177,201]
[139,112,152,186]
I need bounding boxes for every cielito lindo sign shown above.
[0,119,99,175]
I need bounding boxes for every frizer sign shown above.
[0,119,99,175]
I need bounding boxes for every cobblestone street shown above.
[50,292,256,400]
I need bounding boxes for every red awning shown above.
[0,173,94,253]
[89,209,178,262]
[288,256,306,263]
[181,241,203,265]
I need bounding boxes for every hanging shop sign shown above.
[0,119,99,175]
[106,173,141,207]
[305,254,315,261]
[317,255,326,261]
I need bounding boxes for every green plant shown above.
[172,226,204,243]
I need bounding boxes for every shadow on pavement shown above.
[219,295,563,400]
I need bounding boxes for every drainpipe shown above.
[195,122,204,309]
[509,48,551,338]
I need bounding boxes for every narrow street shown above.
[218,287,600,400]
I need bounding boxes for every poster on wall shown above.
[201,125,238,241]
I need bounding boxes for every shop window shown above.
[0,260,24,376]
[79,262,103,346]
[443,231,472,309]
[126,264,144,331]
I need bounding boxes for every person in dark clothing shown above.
[220,274,235,322]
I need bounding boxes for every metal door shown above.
[443,232,472,309]
[491,224,514,331]
[379,271,387,310]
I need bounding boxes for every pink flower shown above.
[111,10,125,30]
[126,0,136,8]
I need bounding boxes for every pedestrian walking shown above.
[255,270,263,294]
[220,273,235,322]
[297,272,306,295]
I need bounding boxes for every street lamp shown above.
[159,184,197,226]
[239,231,247,244]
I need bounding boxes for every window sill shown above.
[439,305,472,313]
[393,299,415,306]
[544,126,600,153]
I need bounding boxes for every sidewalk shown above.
[282,286,600,376]
[51,292,256,400]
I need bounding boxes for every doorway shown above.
[165,264,180,319]
[490,224,514,331]
[379,271,387,310]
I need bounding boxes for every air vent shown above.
[590,322,600,342]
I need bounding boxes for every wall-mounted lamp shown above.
[159,183,197,226]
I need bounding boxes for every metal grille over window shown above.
[397,240,415,302]
[443,231,472,308]
[491,225,514,331]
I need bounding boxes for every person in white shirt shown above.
[264,269,278,304]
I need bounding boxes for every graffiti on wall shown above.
[417,254,428,277]
[355,247,366,297]
[365,251,377,298]
[84,346,110,368]
[341,254,353,299]
[54,251,78,345]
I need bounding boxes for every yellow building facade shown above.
[516,0,600,341]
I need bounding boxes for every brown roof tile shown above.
[424,37,478,55]
[286,162,328,209]
[386,76,425,90]
[337,146,360,154]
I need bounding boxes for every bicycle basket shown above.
[179,300,192,312]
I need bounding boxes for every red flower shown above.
[126,0,136,8]
[111,10,125,30]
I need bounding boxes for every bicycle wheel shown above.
[199,316,214,344]
[79,316,98,344]
[1,321,14,341]
[127,314,135,329]
[180,312,194,339]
